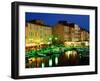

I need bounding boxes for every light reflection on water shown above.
[55,57,58,65]
[49,59,52,66]
[26,50,83,68]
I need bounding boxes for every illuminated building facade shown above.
[80,29,89,41]
[26,20,89,48]
[53,21,81,42]
[25,20,52,50]
[53,21,89,46]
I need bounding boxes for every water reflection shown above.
[26,49,89,68]
[41,62,45,68]
[55,57,58,65]
[49,59,52,66]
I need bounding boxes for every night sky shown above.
[25,12,89,31]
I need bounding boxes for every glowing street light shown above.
[49,37,52,41]
[55,37,58,40]
[47,42,51,45]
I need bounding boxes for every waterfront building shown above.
[25,20,52,50]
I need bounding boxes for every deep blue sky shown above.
[25,12,89,31]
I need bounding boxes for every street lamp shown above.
[55,37,58,40]
[47,42,51,45]
[49,37,52,41]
